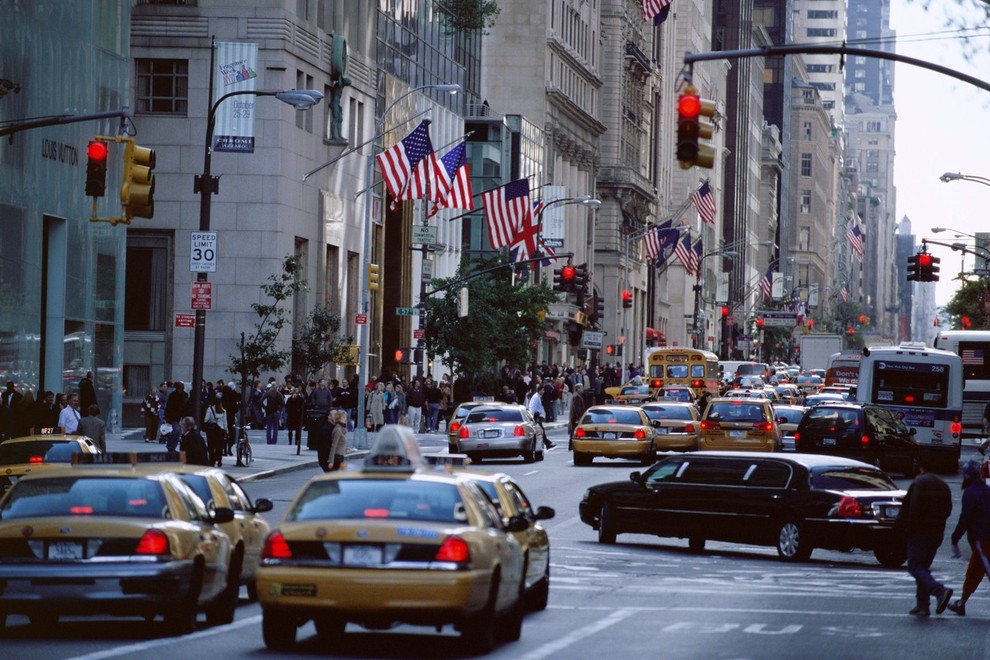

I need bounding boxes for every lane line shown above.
[543,603,990,620]
[518,608,637,659]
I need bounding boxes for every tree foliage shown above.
[424,255,557,385]
[435,0,501,33]
[292,304,343,384]
[228,255,307,381]
[943,277,989,329]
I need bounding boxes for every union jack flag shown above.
[846,224,865,257]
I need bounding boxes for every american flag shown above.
[839,284,849,303]
[676,236,702,276]
[429,141,473,218]
[644,220,673,261]
[482,179,531,250]
[962,348,984,366]
[375,120,440,205]
[846,224,865,257]
[691,181,718,224]
[758,268,773,300]
[642,0,672,22]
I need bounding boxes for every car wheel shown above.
[314,614,345,642]
[206,546,241,626]
[776,520,812,561]
[462,580,497,654]
[246,580,258,602]
[598,503,617,544]
[688,537,706,553]
[468,453,482,464]
[528,565,550,611]
[497,585,524,643]
[262,609,297,650]
[640,444,654,466]
[874,544,907,568]
[574,452,591,466]
[523,442,537,463]
[165,562,202,635]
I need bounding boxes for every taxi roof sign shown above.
[72,451,185,466]
[363,425,424,472]
[423,453,470,469]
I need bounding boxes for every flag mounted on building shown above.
[429,141,473,218]
[642,0,673,22]
[839,284,850,303]
[375,120,441,206]
[481,178,531,250]
[508,206,542,265]
[846,223,865,257]
[691,181,718,224]
[676,236,702,276]
[758,268,773,300]
[644,220,673,262]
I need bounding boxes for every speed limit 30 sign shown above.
[190,232,218,273]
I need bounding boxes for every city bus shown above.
[825,350,861,387]
[645,347,720,398]
[856,343,963,473]
[932,330,990,438]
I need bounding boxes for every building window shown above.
[807,28,836,38]
[803,121,812,141]
[125,237,170,331]
[807,64,834,73]
[798,227,811,251]
[800,190,811,214]
[135,59,188,114]
[807,10,838,19]
[867,120,882,132]
[800,153,812,177]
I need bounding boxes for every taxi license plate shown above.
[728,430,746,438]
[823,438,836,447]
[343,544,383,567]
[602,432,618,440]
[481,429,501,439]
[880,504,900,519]
[49,541,83,560]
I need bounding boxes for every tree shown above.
[228,255,307,383]
[424,255,557,388]
[292,304,343,384]
[943,277,989,329]
[434,0,501,34]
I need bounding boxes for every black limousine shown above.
[579,451,907,566]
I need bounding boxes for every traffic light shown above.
[906,253,920,281]
[573,263,589,305]
[414,346,424,363]
[566,320,583,347]
[554,264,576,292]
[622,289,632,309]
[589,293,605,325]
[755,317,764,329]
[368,263,381,291]
[720,306,730,319]
[85,140,108,197]
[605,344,615,356]
[917,253,940,282]
[394,347,412,364]
[120,138,156,221]
[847,326,855,336]
[676,85,715,169]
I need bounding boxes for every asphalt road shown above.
[4,428,990,659]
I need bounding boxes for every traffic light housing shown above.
[755,317,764,329]
[394,347,412,364]
[85,140,109,197]
[120,138,156,221]
[720,306,730,319]
[368,263,381,291]
[589,293,605,325]
[917,253,940,282]
[676,85,716,169]
[622,289,632,309]
[554,264,577,292]
[906,253,920,281]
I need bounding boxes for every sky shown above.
[890,0,990,306]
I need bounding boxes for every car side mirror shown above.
[506,515,530,533]
[535,505,555,521]
[211,506,235,524]
[630,470,643,483]
[253,497,274,514]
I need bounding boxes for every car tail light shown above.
[633,429,646,439]
[261,531,292,559]
[514,425,526,437]
[684,424,695,433]
[755,421,774,432]
[29,456,43,464]
[70,506,93,515]
[435,536,470,563]
[793,432,800,444]
[575,428,586,438]
[651,378,663,389]
[861,434,870,447]
[449,421,461,433]
[835,495,862,518]
[459,426,470,439]
[135,529,170,555]
[951,420,962,437]
[691,379,704,389]
[700,420,720,431]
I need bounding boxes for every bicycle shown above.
[236,427,253,467]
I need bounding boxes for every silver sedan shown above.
[453,405,546,464]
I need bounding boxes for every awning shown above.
[646,327,665,341]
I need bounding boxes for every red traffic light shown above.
[561,264,576,281]
[962,316,973,329]
[756,317,764,328]
[605,344,615,356]
[858,314,867,323]
[622,290,632,303]
[847,327,855,336]
[720,306,729,318]
[807,319,814,329]
[678,93,701,118]
[918,253,933,267]
[87,140,108,161]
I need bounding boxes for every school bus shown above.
[645,348,720,398]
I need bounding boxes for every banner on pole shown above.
[214,42,259,153]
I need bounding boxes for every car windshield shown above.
[287,479,463,523]
[620,386,650,396]
[775,409,806,424]
[582,409,644,425]
[177,474,214,508]
[0,476,168,519]
[811,467,898,491]
[466,408,523,423]
[706,402,767,422]
[0,440,78,465]
[643,406,693,421]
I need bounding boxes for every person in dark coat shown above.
[164,381,187,451]
[946,460,990,616]
[285,386,307,448]
[78,372,98,418]
[894,455,953,616]
[178,416,210,466]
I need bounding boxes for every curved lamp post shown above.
[194,87,323,427]
[692,249,737,351]
[353,83,460,448]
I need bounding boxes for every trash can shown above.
[306,408,325,450]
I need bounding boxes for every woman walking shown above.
[367,382,385,432]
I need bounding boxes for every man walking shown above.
[894,455,953,616]
[264,382,285,445]
[946,460,990,616]
[77,404,107,453]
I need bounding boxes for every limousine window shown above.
[811,467,897,491]
[645,460,687,483]
[679,460,752,485]
[744,461,792,488]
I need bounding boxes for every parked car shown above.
[452,404,546,463]
[572,406,656,466]
[793,402,921,477]
[639,402,701,452]
[578,451,907,566]
[698,398,780,452]
[773,405,807,451]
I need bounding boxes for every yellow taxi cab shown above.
[0,433,101,495]
[256,426,526,653]
[571,405,656,466]
[0,452,234,635]
[139,463,273,608]
[604,377,648,402]
[698,398,780,452]
[454,468,554,611]
[639,402,701,452]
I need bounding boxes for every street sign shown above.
[175,313,195,328]
[412,225,437,245]
[413,328,425,340]
[582,330,604,349]
[191,282,212,310]
[422,259,433,281]
[755,310,798,327]
[543,238,563,248]
[355,313,367,325]
[396,307,420,316]
[190,232,218,273]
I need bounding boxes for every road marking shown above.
[518,608,637,659]
[546,604,989,620]
[64,614,263,660]
[523,470,540,476]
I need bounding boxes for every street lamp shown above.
[939,172,990,187]
[193,86,323,426]
[353,83,460,449]
[692,249,736,351]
